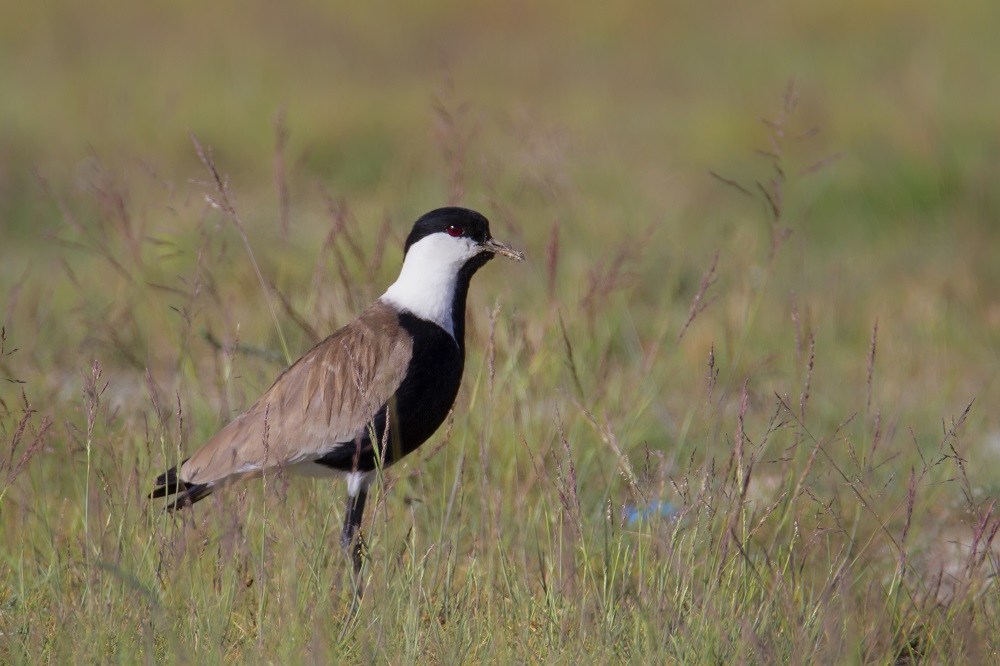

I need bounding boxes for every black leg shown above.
[340,487,368,575]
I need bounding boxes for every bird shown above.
[150,207,524,572]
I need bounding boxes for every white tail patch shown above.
[346,470,372,497]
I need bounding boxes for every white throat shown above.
[379,233,481,338]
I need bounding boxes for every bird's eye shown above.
[446,226,463,237]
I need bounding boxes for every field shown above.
[2,1,999,663]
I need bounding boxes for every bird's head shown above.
[402,208,524,276]
[382,207,523,337]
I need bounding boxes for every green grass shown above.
[2,1,1000,663]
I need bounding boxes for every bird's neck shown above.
[380,251,492,351]
[380,270,463,350]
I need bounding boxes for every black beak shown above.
[482,237,525,261]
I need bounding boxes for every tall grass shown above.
[1,81,998,665]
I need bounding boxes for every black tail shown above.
[150,460,213,510]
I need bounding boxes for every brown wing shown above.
[179,301,413,486]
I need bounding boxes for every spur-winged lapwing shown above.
[150,207,523,571]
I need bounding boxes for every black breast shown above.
[314,312,464,473]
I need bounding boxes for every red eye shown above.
[446,226,463,237]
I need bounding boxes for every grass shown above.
[2,1,1000,663]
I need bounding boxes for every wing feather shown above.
[179,301,412,486]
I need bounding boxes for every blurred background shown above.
[3,0,998,452]
[5,0,999,230]
[1,0,1000,658]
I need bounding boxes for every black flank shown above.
[315,312,463,473]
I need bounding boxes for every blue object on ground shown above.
[625,500,678,525]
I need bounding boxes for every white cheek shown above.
[414,234,480,266]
